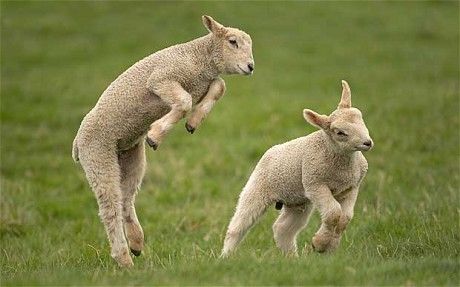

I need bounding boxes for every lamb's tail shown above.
[72,137,79,162]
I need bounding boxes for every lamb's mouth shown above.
[237,65,252,75]
[356,145,371,152]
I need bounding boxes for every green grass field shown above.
[1,1,459,285]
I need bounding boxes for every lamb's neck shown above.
[320,131,358,164]
[190,34,221,80]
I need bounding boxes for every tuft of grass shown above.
[1,1,459,285]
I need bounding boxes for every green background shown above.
[1,1,459,285]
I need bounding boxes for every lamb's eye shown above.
[336,130,348,136]
[229,39,238,48]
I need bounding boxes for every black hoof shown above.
[275,201,283,210]
[185,122,195,134]
[311,243,325,253]
[130,249,142,257]
[311,243,317,252]
[146,137,158,150]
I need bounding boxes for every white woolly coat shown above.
[245,130,368,206]
[73,34,221,158]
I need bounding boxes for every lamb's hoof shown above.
[275,201,283,210]
[312,234,329,253]
[311,242,325,253]
[185,122,195,134]
[312,234,340,253]
[130,248,142,257]
[146,137,158,150]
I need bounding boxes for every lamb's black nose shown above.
[247,63,254,72]
[363,140,372,147]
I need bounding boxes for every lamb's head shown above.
[303,80,373,153]
[202,15,254,76]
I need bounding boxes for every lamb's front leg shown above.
[312,187,359,253]
[146,81,192,150]
[185,77,225,134]
[308,185,343,253]
[335,187,359,234]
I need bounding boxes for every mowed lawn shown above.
[1,1,459,285]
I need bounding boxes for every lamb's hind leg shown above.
[119,141,146,257]
[79,144,133,267]
[221,179,272,257]
[273,202,313,256]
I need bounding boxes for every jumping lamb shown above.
[221,80,372,257]
[72,15,254,267]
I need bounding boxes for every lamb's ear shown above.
[338,80,352,109]
[303,109,330,130]
[202,15,224,34]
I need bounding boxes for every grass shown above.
[1,1,459,285]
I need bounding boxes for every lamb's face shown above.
[202,15,254,75]
[328,108,373,152]
[303,80,373,153]
[219,28,254,75]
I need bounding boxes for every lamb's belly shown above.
[190,92,207,105]
[117,124,150,151]
[271,177,306,206]
[117,92,170,151]
[281,190,310,206]
[188,82,211,105]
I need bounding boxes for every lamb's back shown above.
[78,54,170,149]
[77,36,212,150]
[249,134,316,200]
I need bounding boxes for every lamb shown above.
[221,80,373,257]
[72,15,254,267]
